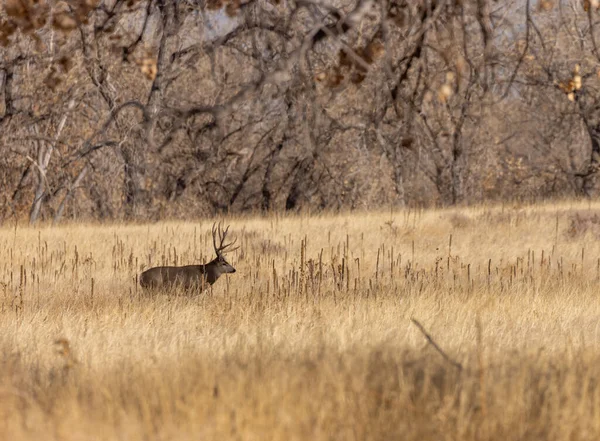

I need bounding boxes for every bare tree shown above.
[1,0,597,223]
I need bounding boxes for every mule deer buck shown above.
[139,223,238,291]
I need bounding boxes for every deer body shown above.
[140,259,235,290]
[139,223,238,292]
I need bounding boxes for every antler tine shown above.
[215,223,239,254]
[212,222,219,256]
[222,225,230,245]
[220,224,230,249]
[218,222,226,249]
[222,236,239,253]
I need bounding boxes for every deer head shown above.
[211,222,239,275]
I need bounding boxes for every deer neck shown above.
[204,257,223,284]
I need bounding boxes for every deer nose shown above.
[231,268,236,273]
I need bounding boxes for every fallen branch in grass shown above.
[411,318,463,371]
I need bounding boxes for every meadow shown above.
[2,202,600,440]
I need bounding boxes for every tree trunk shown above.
[121,145,146,219]
[582,125,600,197]
[261,142,284,210]
[53,166,89,224]
[29,138,47,224]
[29,100,75,224]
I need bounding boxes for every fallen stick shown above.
[411,318,463,371]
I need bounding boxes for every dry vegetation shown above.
[6,0,600,222]
[3,202,600,440]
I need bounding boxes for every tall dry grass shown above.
[1,202,600,440]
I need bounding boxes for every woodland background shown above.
[1,0,599,223]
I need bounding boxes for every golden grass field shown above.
[3,202,600,440]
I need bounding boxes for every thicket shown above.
[1,0,599,222]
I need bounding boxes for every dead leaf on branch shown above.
[387,1,411,27]
[0,20,17,46]
[1,0,101,45]
[583,0,600,12]
[58,55,73,72]
[330,41,384,88]
[136,51,157,81]
[5,0,49,34]
[556,64,582,101]
[206,0,242,16]
[52,11,77,32]
[350,72,366,84]
[315,68,344,88]
[538,0,554,11]
[225,0,241,16]
[438,72,456,104]
[44,66,62,91]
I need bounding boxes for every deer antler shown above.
[212,222,239,256]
